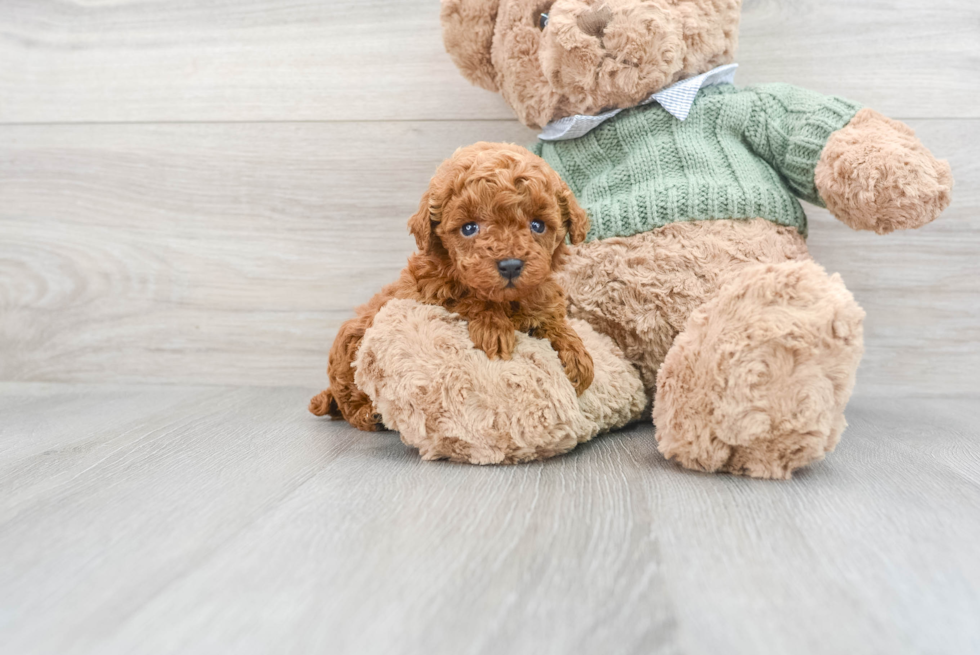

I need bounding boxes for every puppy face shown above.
[442,0,742,129]
[408,142,588,302]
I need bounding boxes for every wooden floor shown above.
[1,384,978,655]
[2,0,980,653]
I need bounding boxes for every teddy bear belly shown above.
[556,217,811,396]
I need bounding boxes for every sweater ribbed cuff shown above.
[781,96,863,207]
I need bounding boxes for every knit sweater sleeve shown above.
[741,84,862,207]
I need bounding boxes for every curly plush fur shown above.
[557,219,812,395]
[310,141,593,431]
[355,299,647,464]
[653,259,865,479]
[815,108,953,234]
[559,219,864,478]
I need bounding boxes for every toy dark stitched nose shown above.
[577,5,612,38]
[497,259,525,280]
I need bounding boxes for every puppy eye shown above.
[530,219,546,234]
[537,12,549,30]
[460,222,479,237]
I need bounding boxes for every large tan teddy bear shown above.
[430,0,952,478]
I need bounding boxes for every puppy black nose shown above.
[497,258,524,280]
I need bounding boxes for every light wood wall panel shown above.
[1,119,976,394]
[0,0,977,124]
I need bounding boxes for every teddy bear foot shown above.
[652,260,866,479]
[815,108,953,235]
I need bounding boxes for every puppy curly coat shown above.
[310,142,594,431]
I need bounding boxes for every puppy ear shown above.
[407,190,441,252]
[441,0,500,92]
[557,181,590,245]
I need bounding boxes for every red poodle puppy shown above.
[310,142,594,431]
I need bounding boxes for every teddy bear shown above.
[428,0,953,478]
[344,0,952,477]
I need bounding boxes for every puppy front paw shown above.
[468,316,516,360]
[815,108,953,234]
[559,346,594,397]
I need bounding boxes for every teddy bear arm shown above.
[739,84,863,208]
[815,108,953,234]
[354,299,647,464]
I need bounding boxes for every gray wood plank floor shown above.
[1,383,978,655]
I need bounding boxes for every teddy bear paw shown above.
[815,108,953,235]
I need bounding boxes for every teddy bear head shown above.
[441,0,742,129]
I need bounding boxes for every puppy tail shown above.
[308,388,340,418]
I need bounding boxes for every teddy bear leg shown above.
[652,260,865,479]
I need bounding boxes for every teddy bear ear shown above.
[440,0,501,92]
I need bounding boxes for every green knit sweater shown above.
[533,83,862,241]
